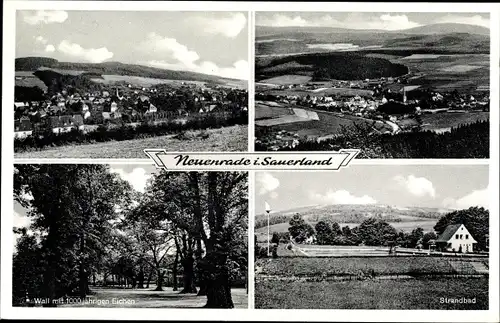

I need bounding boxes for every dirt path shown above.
[55,287,248,308]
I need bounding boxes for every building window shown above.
[455,234,459,239]
[460,234,463,239]
[466,234,469,239]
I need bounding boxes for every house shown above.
[14,102,27,109]
[47,115,84,133]
[144,103,157,114]
[14,119,33,139]
[435,224,477,253]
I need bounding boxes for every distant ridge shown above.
[15,57,245,83]
[400,23,490,36]
[256,23,490,37]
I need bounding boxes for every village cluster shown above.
[14,83,248,139]
[258,77,489,125]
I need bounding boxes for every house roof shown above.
[436,224,463,242]
[47,115,84,128]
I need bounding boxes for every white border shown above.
[2,2,499,322]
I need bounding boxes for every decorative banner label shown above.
[144,149,359,171]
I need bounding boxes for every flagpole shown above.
[267,210,270,256]
[265,201,271,257]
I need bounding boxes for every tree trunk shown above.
[196,239,207,296]
[154,269,164,291]
[172,251,179,291]
[137,267,145,289]
[180,255,197,293]
[78,231,88,298]
[146,270,152,289]
[203,251,234,308]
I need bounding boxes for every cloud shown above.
[258,14,309,27]
[393,175,436,198]
[144,33,200,68]
[142,33,248,79]
[257,13,421,31]
[34,35,48,44]
[193,13,247,38]
[256,172,280,195]
[309,189,377,205]
[110,167,151,193]
[434,14,490,28]
[13,210,31,229]
[23,10,68,25]
[442,186,489,210]
[57,40,113,63]
[45,44,55,53]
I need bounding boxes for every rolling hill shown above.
[254,204,451,230]
[400,23,490,36]
[15,57,243,85]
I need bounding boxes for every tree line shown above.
[13,166,247,308]
[256,206,489,257]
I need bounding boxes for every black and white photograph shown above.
[13,165,248,308]
[254,12,490,158]
[254,166,489,309]
[13,11,249,158]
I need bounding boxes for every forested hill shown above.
[15,57,241,83]
[254,204,450,228]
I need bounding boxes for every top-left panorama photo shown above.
[13,10,249,159]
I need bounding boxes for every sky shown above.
[16,10,249,79]
[256,12,490,30]
[255,165,489,215]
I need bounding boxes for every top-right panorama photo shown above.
[254,12,490,158]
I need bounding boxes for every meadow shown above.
[90,74,206,87]
[255,256,486,276]
[420,112,490,132]
[255,278,488,309]
[14,125,248,159]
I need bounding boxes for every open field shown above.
[259,75,312,85]
[14,125,248,158]
[256,108,392,138]
[49,286,247,308]
[390,54,489,91]
[421,112,490,132]
[255,102,294,119]
[255,256,489,276]
[262,88,374,97]
[91,74,207,87]
[255,278,488,309]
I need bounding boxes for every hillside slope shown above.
[15,57,241,83]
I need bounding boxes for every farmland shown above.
[420,111,490,132]
[90,75,207,87]
[255,278,488,309]
[255,102,392,139]
[14,125,248,159]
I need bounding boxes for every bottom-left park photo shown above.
[12,164,248,308]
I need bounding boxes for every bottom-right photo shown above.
[254,165,489,310]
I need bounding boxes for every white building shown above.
[436,224,477,253]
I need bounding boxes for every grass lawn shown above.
[14,125,248,158]
[256,256,463,276]
[255,278,488,309]
[55,286,248,308]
